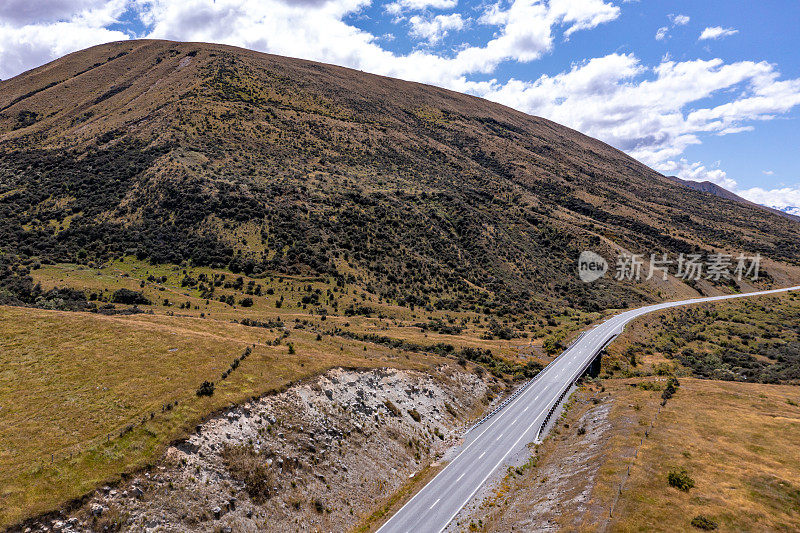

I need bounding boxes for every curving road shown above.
[376,285,800,533]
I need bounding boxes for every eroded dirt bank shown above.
[16,365,499,533]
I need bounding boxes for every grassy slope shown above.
[604,291,800,384]
[2,39,800,319]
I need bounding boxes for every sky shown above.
[1,1,799,213]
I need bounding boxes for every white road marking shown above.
[478,451,486,459]
[456,473,465,482]
[430,498,440,510]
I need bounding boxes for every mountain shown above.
[667,175,800,222]
[1,39,800,314]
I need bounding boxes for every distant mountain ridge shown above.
[1,39,799,314]
[666,176,800,222]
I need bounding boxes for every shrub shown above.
[690,515,718,530]
[111,288,151,305]
[239,297,254,307]
[661,376,681,401]
[668,468,695,491]
[196,381,215,397]
[407,408,422,422]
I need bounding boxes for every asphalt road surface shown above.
[377,285,800,533]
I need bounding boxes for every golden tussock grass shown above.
[600,378,800,532]
[0,304,438,528]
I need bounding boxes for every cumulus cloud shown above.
[0,0,110,26]
[651,160,800,212]
[547,0,620,38]
[0,0,622,86]
[472,56,800,173]
[738,186,800,212]
[699,26,738,40]
[658,159,738,189]
[132,0,622,89]
[408,13,465,43]
[655,26,668,40]
[0,0,128,79]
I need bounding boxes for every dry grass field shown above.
[467,376,800,532]
[596,292,800,531]
[607,377,800,532]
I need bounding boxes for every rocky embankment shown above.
[19,365,496,532]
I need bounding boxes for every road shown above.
[377,285,800,533]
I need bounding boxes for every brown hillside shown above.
[1,39,799,315]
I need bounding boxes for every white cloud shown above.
[738,186,800,212]
[0,0,623,87]
[408,13,465,43]
[658,158,738,189]
[471,56,800,176]
[699,26,738,40]
[0,0,110,26]
[0,0,128,79]
[386,0,457,16]
[547,0,620,38]
[131,0,622,89]
[653,160,800,213]
[656,13,690,41]
[668,14,689,26]
[464,53,800,216]
[762,170,774,175]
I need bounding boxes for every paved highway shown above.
[377,285,800,533]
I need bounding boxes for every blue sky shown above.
[1,0,799,211]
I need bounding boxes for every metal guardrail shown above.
[534,332,619,442]
[462,369,544,436]
[461,330,607,439]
